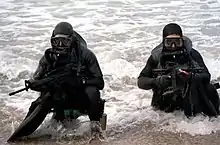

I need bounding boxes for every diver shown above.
[25,22,105,137]
[137,23,220,117]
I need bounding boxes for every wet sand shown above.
[1,108,220,145]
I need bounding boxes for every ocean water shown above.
[0,0,220,144]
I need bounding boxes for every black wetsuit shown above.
[137,36,219,116]
[27,30,104,122]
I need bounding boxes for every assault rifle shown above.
[152,65,220,96]
[152,65,204,97]
[9,64,84,96]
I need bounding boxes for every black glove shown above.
[178,72,208,84]
[153,75,171,89]
[25,79,39,90]
[25,79,55,92]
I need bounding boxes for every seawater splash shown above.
[0,0,220,139]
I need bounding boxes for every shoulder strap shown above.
[44,48,54,68]
[76,40,83,77]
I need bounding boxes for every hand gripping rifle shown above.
[9,63,82,96]
[153,65,220,94]
[152,64,220,115]
[152,65,205,97]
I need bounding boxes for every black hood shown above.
[52,22,87,49]
[53,22,73,36]
[163,23,183,38]
[72,30,87,49]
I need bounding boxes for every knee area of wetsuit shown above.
[85,86,100,94]
[88,99,105,120]
[206,84,219,98]
[85,86,100,101]
[207,83,217,91]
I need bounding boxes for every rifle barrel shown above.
[9,88,27,96]
[152,69,169,72]
[152,67,204,73]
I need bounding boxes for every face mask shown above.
[51,34,72,52]
[164,37,183,50]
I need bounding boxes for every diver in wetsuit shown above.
[27,22,105,135]
[137,23,220,117]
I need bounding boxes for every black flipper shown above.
[7,104,50,142]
